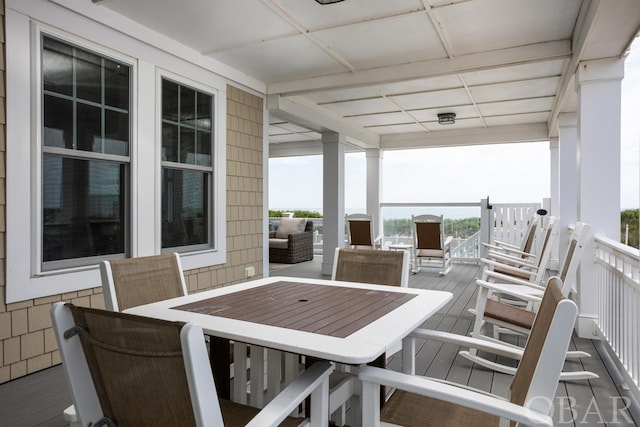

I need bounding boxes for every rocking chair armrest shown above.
[482,269,543,288]
[358,366,552,427]
[475,280,543,304]
[409,328,523,360]
[483,252,538,269]
[487,246,536,260]
[245,361,334,427]
[480,258,538,278]
[443,235,453,248]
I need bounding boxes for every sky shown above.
[269,39,640,214]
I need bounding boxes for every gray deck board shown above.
[0,257,635,426]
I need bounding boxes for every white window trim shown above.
[6,4,227,303]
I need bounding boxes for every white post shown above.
[558,113,578,269]
[549,138,560,269]
[575,58,624,338]
[480,198,491,258]
[366,148,383,244]
[322,131,346,275]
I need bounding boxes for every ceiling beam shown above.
[267,94,380,148]
[380,123,550,150]
[269,140,362,158]
[268,40,572,96]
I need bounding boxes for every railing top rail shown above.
[381,202,481,208]
[594,233,640,260]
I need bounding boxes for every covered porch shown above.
[1,258,636,426]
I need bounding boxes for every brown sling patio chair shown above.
[358,277,577,427]
[52,302,333,427]
[345,213,382,249]
[411,214,453,275]
[482,214,539,261]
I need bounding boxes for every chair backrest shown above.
[101,253,188,311]
[332,247,409,287]
[520,220,538,255]
[346,213,375,247]
[510,277,578,417]
[527,216,559,283]
[412,214,444,251]
[557,222,590,296]
[51,302,223,427]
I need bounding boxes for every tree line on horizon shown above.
[270,209,639,248]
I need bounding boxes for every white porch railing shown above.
[593,234,640,401]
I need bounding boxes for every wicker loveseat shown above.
[269,218,314,264]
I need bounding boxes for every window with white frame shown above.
[41,35,131,270]
[6,5,227,303]
[160,78,214,251]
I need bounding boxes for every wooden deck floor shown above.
[0,258,636,426]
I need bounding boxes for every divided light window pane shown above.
[161,78,214,250]
[41,35,131,269]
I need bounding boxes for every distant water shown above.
[273,206,481,220]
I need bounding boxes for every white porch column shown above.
[322,131,346,275]
[575,58,624,338]
[558,113,578,265]
[549,138,560,269]
[366,148,383,240]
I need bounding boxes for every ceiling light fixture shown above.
[315,0,345,4]
[437,112,456,125]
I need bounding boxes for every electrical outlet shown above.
[245,266,255,278]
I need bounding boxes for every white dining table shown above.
[125,275,452,418]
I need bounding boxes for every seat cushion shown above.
[416,248,444,257]
[269,238,289,249]
[275,218,307,238]
[484,299,536,329]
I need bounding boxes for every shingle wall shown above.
[0,0,264,382]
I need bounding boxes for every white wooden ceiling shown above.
[97,0,640,155]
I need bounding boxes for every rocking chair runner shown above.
[411,214,453,275]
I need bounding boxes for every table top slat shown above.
[174,281,416,338]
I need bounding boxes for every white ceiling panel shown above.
[272,0,425,30]
[345,112,414,127]
[213,35,348,83]
[366,123,427,135]
[436,0,582,56]
[484,112,550,126]
[314,13,448,70]
[305,87,381,104]
[478,97,555,116]
[463,60,567,86]
[377,75,463,96]
[391,88,471,111]
[321,97,399,116]
[469,77,561,103]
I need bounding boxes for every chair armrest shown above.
[409,328,523,360]
[484,240,520,251]
[287,231,313,247]
[480,258,538,279]
[487,246,535,260]
[443,235,453,248]
[475,280,543,304]
[246,361,334,427]
[483,252,538,269]
[481,269,542,287]
[358,366,552,427]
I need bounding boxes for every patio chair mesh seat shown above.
[107,253,185,311]
[333,248,405,287]
[65,304,303,427]
[378,279,565,427]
